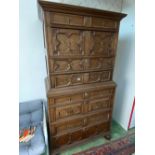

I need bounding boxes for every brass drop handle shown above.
[68,136,72,144]
[67,81,71,86]
[77,77,81,81]
[66,63,71,71]
[85,92,88,96]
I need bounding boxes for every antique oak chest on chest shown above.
[38,1,126,154]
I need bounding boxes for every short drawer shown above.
[84,57,114,70]
[86,111,110,125]
[83,122,110,139]
[50,118,83,135]
[49,102,83,121]
[48,93,83,106]
[84,87,114,100]
[49,12,85,26]
[50,70,112,88]
[91,17,118,29]
[49,58,84,73]
[52,129,83,149]
[86,98,111,113]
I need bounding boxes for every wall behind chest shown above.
[113,0,135,130]
[42,0,123,12]
[19,0,46,102]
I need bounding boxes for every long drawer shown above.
[49,57,114,74]
[51,121,110,149]
[48,84,114,105]
[50,70,113,88]
[45,12,119,30]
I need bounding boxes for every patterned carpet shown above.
[60,121,134,155]
[73,129,135,155]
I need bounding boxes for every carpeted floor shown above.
[60,121,134,155]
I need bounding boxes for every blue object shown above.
[19,99,46,155]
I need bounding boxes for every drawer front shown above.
[50,58,84,73]
[87,111,110,125]
[51,73,83,88]
[48,12,118,30]
[91,17,118,29]
[84,87,114,100]
[84,71,112,84]
[49,28,84,57]
[84,58,114,70]
[51,118,83,135]
[49,102,83,121]
[50,57,114,74]
[52,133,69,149]
[48,93,83,106]
[50,12,85,26]
[50,70,112,88]
[86,98,111,113]
[83,122,110,139]
[52,130,83,149]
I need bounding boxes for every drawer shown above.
[50,12,86,26]
[52,130,83,149]
[84,57,114,70]
[83,122,110,139]
[91,17,118,29]
[84,70,112,84]
[86,98,111,113]
[51,118,83,135]
[48,93,83,106]
[47,12,118,29]
[84,87,114,100]
[49,102,83,121]
[52,133,69,149]
[50,70,112,88]
[87,111,110,125]
[50,57,114,74]
[50,58,84,73]
[51,73,83,88]
[49,28,84,57]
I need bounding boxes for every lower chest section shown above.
[47,83,115,150]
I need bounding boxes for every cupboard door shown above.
[85,31,116,57]
[49,28,84,57]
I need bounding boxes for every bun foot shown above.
[104,134,111,140]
